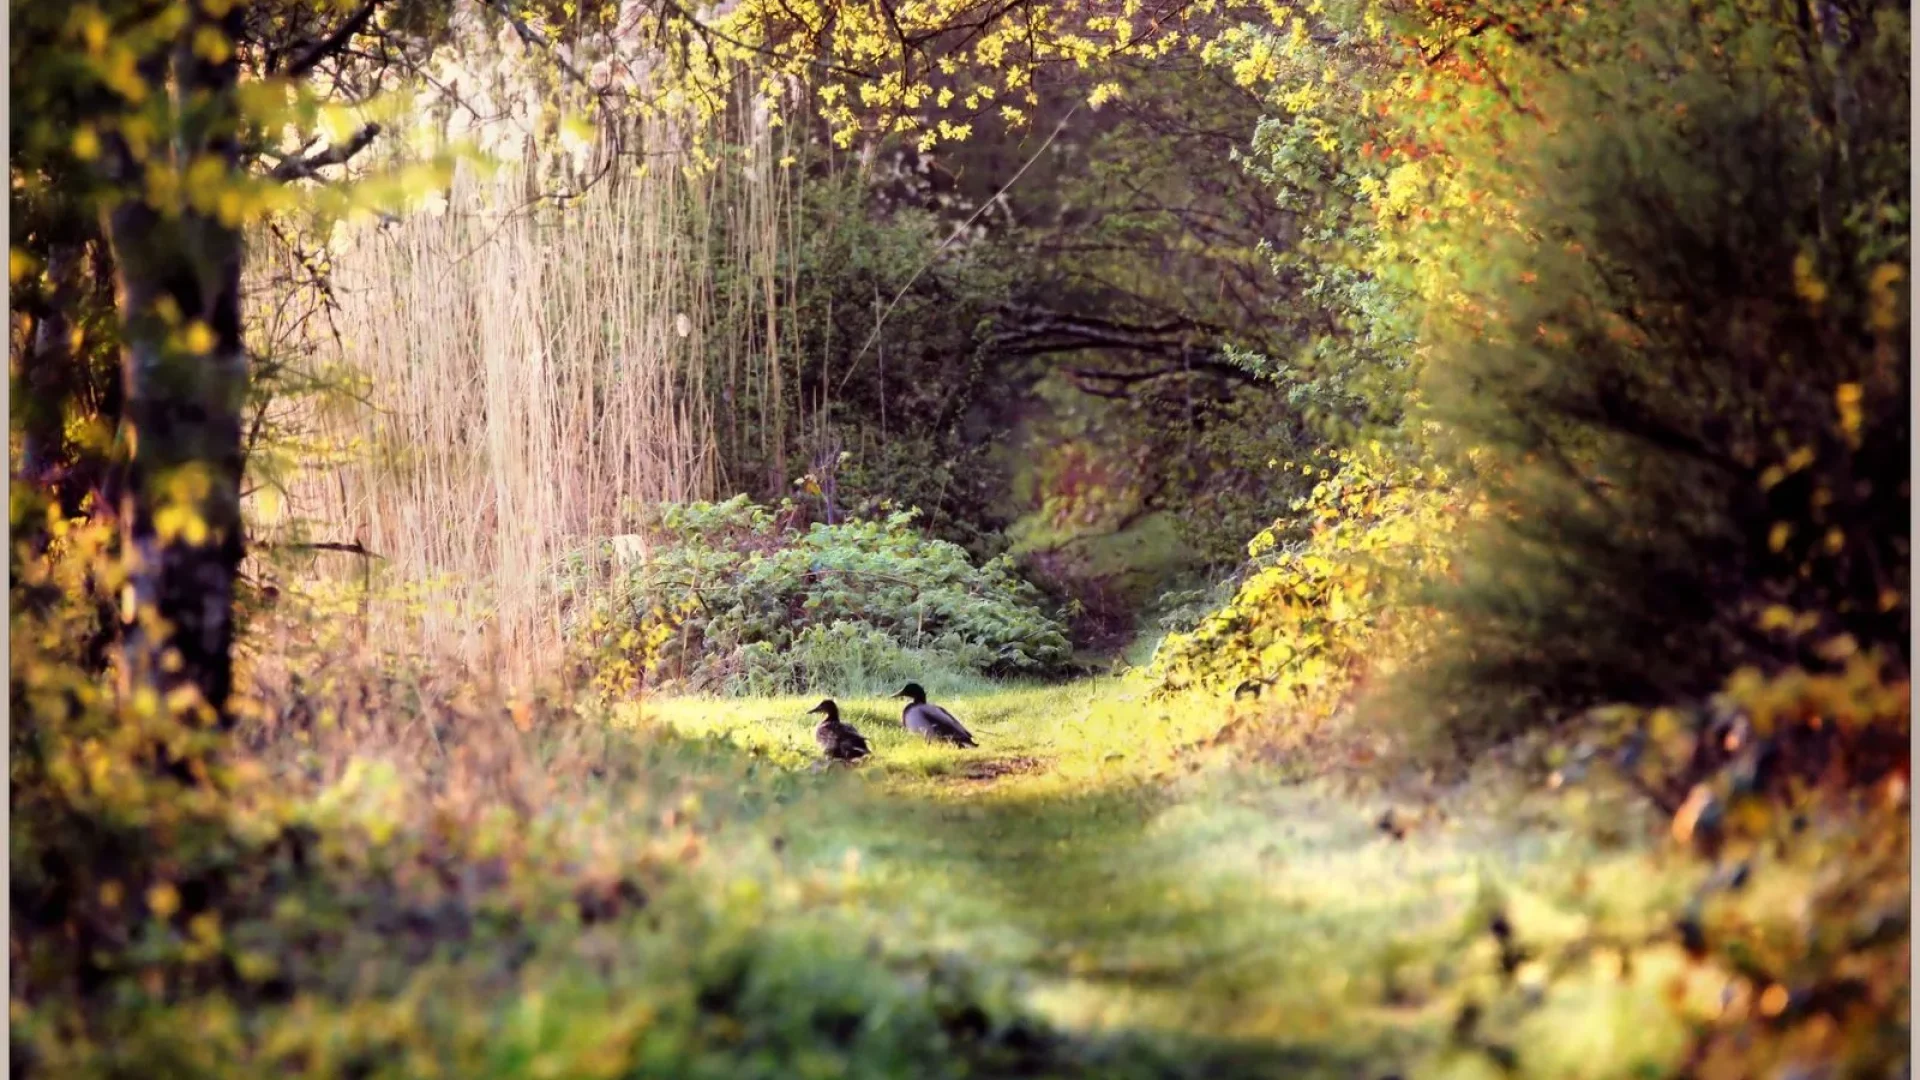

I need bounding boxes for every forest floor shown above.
[632,680,1702,1079]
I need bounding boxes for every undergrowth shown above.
[12,512,1909,1079]
[561,497,1072,697]
[1146,446,1458,715]
[10,559,1131,1080]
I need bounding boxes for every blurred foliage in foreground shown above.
[561,497,1072,698]
[1460,660,1911,1079]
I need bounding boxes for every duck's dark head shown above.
[895,683,928,704]
[807,699,839,720]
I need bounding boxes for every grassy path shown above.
[634,680,1690,1078]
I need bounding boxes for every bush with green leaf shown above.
[7,559,1118,1080]
[1398,1,1910,743]
[1146,447,1462,714]
[564,497,1071,696]
[1227,0,1907,743]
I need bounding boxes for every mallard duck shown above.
[807,699,871,762]
[896,683,977,747]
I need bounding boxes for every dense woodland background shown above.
[9,0,1912,1076]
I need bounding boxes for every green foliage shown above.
[1146,447,1457,712]
[699,163,1019,556]
[1169,392,1325,571]
[8,600,1096,1080]
[565,497,1071,696]
[832,433,1012,561]
[1441,660,1912,1079]
[1403,0,1910,740]
[1229,14,1417,442]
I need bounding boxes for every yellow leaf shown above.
[1758,984,1789,1017]
[181,320,216,355]
[188,911,221,945]
[1791,252,1827,305]
[1834,382,1864,446]
[147,882,181,919]
[192,25,231,63]
[75,8,109,53]
[1868,262,1905,331]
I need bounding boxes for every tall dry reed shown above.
[264,91,803,684]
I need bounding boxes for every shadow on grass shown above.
[767,762,1418,1078]
[11,722,1377,1080]
[602,732,1396,1079]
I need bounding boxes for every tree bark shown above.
[19,243,83,494]
[104,6,250,725]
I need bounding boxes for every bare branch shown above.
[477,0,597,90]
[284,0,380,77]
[268,122,383,181]
[258,539,386,560]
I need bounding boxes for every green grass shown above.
[626,679,1698,1078]
[22,670,1830,1079]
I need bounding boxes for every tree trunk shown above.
[19,243,82,494]
[104,7,249,726]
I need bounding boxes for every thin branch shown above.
[478,0,597,90]
[285,0,380,77]
[841,101,1081,391]
[651,0,886,80]
[258,540,386,559]
[269,122,383,181]
[1421,17,1493,66]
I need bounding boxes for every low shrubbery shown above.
[1428,658,1912,1079]
[9,545,1093,1080]
[1146,448,1460,717]
[562,497,1071,697]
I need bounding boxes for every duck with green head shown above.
[896,683,977,747]
[807,699,872,762]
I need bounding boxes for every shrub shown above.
[564,497,1071,696]
[1146,448,1461,715]
[1399,2,1911,741]
[8,597,1096,1080]
[1428,658,1912,1079]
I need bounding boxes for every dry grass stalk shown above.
[264,88,802,685]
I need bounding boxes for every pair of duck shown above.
[808,683,976,762]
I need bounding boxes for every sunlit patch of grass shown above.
[25,627,1858,1080]
[626,677,1225,788]
[616,678,1699,1077]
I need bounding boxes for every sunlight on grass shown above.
[612,679,1693,1077]
[625,678,1228,788]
